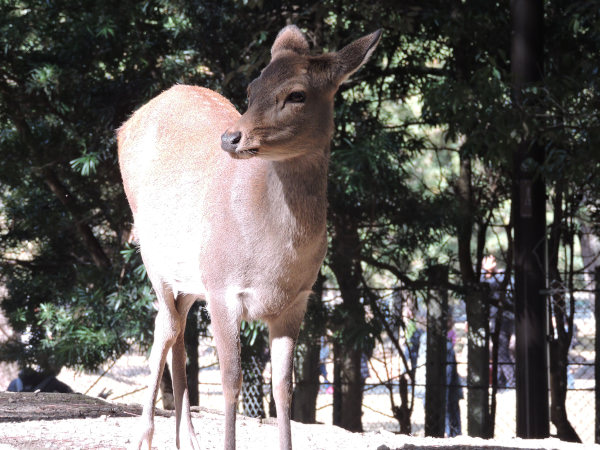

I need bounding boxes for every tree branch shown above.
[1,96,112,270]
[38,167,111,269]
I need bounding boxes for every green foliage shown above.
[0,0,599,384]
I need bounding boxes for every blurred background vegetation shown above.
[0,0,599,442]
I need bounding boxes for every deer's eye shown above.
[285,91,306,104]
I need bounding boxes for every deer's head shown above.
[221,25,381,160]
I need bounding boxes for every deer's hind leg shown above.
[136,276,181,450]
[171,294,200,449]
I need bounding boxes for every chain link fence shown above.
[193,272,597,444]
[555,272,595,443]
[241,356,267,418]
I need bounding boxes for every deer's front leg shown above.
[268,294,308,450]
[209,297,242,450]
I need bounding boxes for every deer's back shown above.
[118,85,240,215]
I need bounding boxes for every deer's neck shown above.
[264,149,329,238]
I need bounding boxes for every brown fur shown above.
[117,25,381,450]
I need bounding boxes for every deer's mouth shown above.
[220,129,261,159]
[227,147,259,159]
[237,146,259,157]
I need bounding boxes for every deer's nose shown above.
[221,130,242,153]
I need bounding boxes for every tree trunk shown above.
[456,156,491,437]
[547,188,581,443]
[185,303,200,407]
[160,363,175,410]
[330,217,365,432]
[489,294,502,438]
[465,286,490,437]
[549,339,580,442]
[396,375,412,434]
[424,265,448,437]
[292,341,321,423]
[333,344,363,431]
[511,0,549,438]
[292,275,326,423]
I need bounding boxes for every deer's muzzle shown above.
[221,130,242,153]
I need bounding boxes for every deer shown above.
[117,25,381,450]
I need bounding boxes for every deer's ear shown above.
[331,29,382,85]
[271,25,309,60]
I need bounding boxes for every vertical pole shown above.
[595,267,600,444]
[425,265,448,437]
[511,0,549,438]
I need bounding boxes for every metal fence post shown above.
[425,265,448,437]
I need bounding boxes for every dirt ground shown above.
[0,321,596,449]
[0,392,595,450]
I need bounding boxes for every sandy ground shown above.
[0,349,597,449]
[0,393,595,450]
[0,321,596,449]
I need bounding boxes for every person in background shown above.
[7,367,72,393]
[404,307,422,379]
[319,336,334,394]
[446,314,463,437]
[482,254,515,388]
